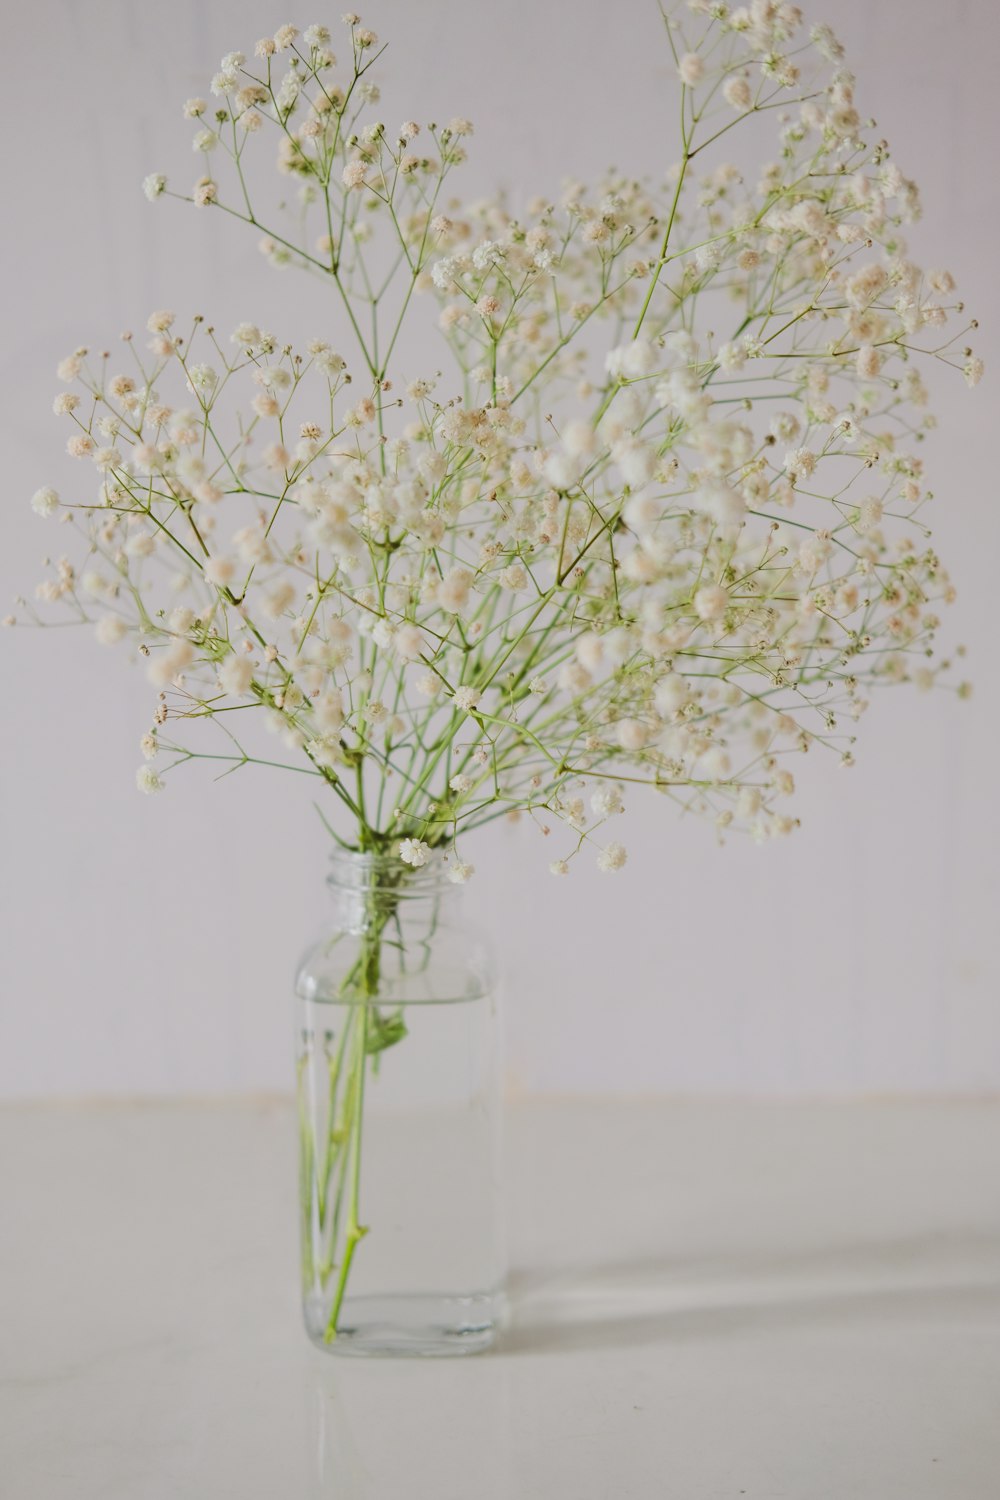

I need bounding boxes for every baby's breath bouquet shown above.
[18,4,978,1347]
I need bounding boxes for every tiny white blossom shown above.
[616,719,648,752]
[964,357,984,388]
[723,75,753,111]
[452,685,481,713]
[597,841,627,873]
[399,838,431,867]
[218,654,254,695]
[395,623,426,660]
[231,322,262,347]
[31,487,59,517]
[678,53,704,86]
[856,344,882,379]
[590,786,624,818]
[694,584,728,622]
[95,616,127,645]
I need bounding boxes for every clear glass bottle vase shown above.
[295,850,505,1356]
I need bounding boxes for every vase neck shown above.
[326,848,455,894]
[325,850,460,933]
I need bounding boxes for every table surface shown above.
[2,1096,999,1499]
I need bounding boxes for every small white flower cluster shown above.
[17,6,977,877]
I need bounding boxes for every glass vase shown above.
[295,850,505,1356]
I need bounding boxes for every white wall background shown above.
[1,0,997,1100]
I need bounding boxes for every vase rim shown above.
[326,846,456,892]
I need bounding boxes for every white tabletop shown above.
[2,1097,998,1498]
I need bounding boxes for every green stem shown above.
[316,1019,354,1227]
[323,998,370,1341]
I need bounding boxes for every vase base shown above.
[305,1290,505,1357]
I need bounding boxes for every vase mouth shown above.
[326,847,456,893]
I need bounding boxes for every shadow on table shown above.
[500,1229,1000,1355]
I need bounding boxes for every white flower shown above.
[399,838,431,867]
[231,322,261,347]
[394,623,426,660]
[590,786,624,818]
[605,339,656,381]
[858,497,883,532]
[783,447,817,480]
[575,632,604,672]
[678,53,704,86]
[147,638,194,688]
[702,746,731,781]
[597,841,627,873]
[561,420,597,459]
[431,257,458,290]
[143,173,166,201]
[738,787,762,819]
[204,556,235,587]
[964,356,984,388]
[136,765,165,795]
[448,861,474,883]
[193,177,218,206]
[655,674,689,715]
[616,719,648,752]
[452,685,481,713]
[694,584,728,622]
[499,564,527,591]
[716,340,746,372]
[95,616,127,645]
[856,344,882,379]
[612,438,656,489]
[543,450,580,489]
[187,363,217,393]
[549,859,569,877]
[218,654,254,695]
[437,567,473,614]
[31,487,59,517]
[694,480,746,528]
[723,75,753,111]
[811,23,844,61]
